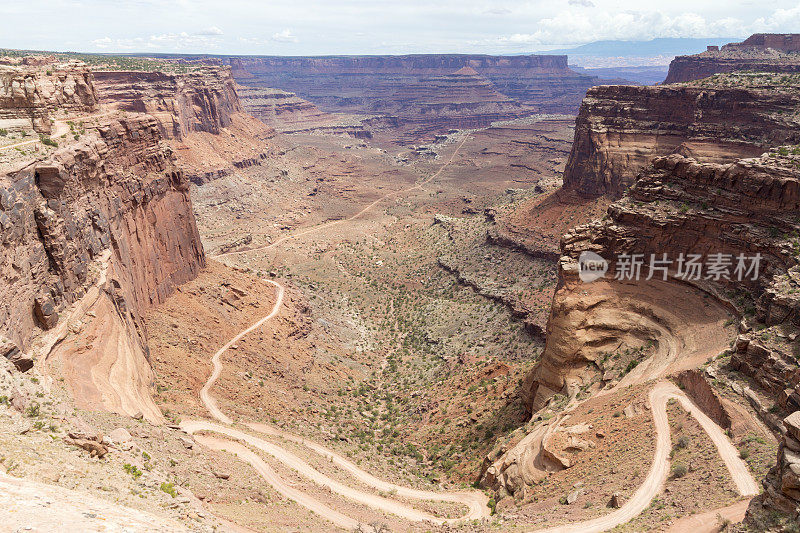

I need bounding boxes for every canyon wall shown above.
[562,82,800,198]
[225,54,607,141]
[665,34,800,84]
[1,62,210,422]
[92,67,241,140]
[516,152,800,518]
[526,152,799,411]
[0,60,98,134]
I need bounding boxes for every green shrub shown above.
[40,136,58,148]
[25,402,40,418]
[123,463,143,479]
[160,481,177,498]
[671,463,688,478]
[0,128,8,137]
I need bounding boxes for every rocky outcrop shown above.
[0,61,212,422]
[236,85,372,137]
[665,34,800,84]
[524,152,800,412]
[92,67,241,140]
[0,61,98,134]
[224,54,610,141]
[1,113,205,351]
[562,83,800,198]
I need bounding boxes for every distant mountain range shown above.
[542,37,744,68]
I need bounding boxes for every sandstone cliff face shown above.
[665,34,800,84]
[236,84,371,138]
[1,113,204,349]
[562,83,800,198]
[527,153,800,411]
[0,61,97,134]
[1,63,207,422]
[92,67,241,140]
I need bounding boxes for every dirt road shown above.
[199,279,285,425]
[214,133,470,258]
[531,381,758,533]
[182,275,490,529]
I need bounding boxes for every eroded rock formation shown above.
[1,63,209,422]
[526,153,800,412]
[0,61,98,134]
[562,83,799,198]
[665,34,800,84]
[92,67,241,140]
[225,54,609,141]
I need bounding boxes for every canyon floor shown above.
[1,86,781,532]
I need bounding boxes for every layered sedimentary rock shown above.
[525,152,800,412]
[94,67,277,186]
[0,61,97,134]
[0,63,208,422]
[562,81,800,198]
[225,54,606,141]
[1,112,205,346]
[665,34,800,84]
[236,84,371,137]
[92,67,241,140]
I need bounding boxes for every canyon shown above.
[1,31,799,533]
[226,54,614,143]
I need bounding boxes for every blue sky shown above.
[2,1,799,55]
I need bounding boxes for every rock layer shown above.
[93,67,241,140]
[526,153,800,412]
[665,34,800,84]
[0,61,98,134]
[225,54,609,141]
[562,83,800,198]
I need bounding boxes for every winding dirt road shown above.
[182,278,488,526]
[214,133,470,258]
[190,128,758,531]
[531,381,759,533]
[182,276,489,529]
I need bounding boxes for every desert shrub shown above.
[160,482,177,497]
[671,463,688,478]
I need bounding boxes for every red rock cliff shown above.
[224,54,605,127]
[665,34,800,84]
[0,60,98,134]
[562,82,800,198]
[92,67,241,140]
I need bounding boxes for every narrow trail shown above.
[181,276,490,529]
[184,139,491,529]
[188,128,758,531]
[213,133,470,258]
[530,381,759,533]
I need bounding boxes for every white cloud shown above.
[271,28,299,43]
[496,9,755,46]
[91,31,222,51]
[568,0,594,7]
[484,7,511,15]
[196,26,223,35]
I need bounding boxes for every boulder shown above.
[0,336,33,372]
[64,431,108,458]
[608,492,622,508]
[33,293,58,330]
[108,427,133,444]
[785,411,800,443]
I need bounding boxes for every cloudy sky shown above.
[1,0,799,55]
